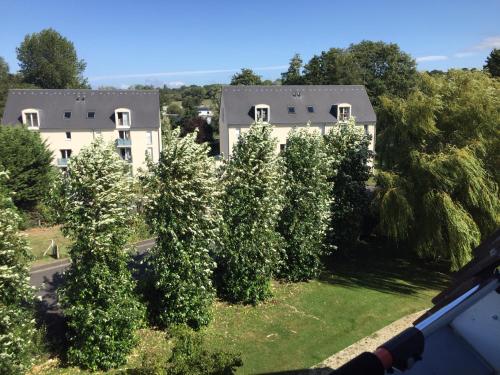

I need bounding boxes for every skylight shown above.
[307,106,314,113]
[288,106,296,114]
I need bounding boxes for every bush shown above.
[140,128,219,329]
[278,128,331,281]
[218,122,283,304]
[0,171,37,375]
[57,139,144,370]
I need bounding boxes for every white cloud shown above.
[167,81,186,88]
[454,51,477,58]
[89,65,288,82]
[472,36,500,50]
[416,55,448,63]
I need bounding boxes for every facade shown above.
[219,85,377,157]
[1,89,162,173]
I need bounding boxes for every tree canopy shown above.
[484,48,500,77]
[281,54,305,85]
[230,68,263,85]
[375,70,499,270]
[0,126,54,211]
[16,28,88,89]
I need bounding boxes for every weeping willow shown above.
[376,70,500,270]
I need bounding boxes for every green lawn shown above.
[23,226,71,265]
[31,239,449,374]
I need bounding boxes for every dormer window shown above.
[338,103,351,122]
[254,104,270,123]
[22,109,40,128]
[115,108,131,127]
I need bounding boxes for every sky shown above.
[1,0,499,88]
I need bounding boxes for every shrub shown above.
[0,171,37,375]
[140,128,219,329]
[57,139,144,370]
[278,128,331,281]
[218,122,283,303]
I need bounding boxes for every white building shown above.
[219,85,376,157]
[2,89,162,174]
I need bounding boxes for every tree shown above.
[376,70,499,270]
[0,126,53,211]
[218,123,283,303]
[16,28,88,89]
[324,120,372,252]
[302,48,363,85]
[0,57,10,118]
[140,128,219,329]
[278,128,331,281]
[57,139,144,370]
[0,171,37,375]
[484,48,500,77]
[281,54,305,84]
[230,68,263,85]
[167,102,184,116]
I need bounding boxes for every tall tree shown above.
[140,128,219,328]
[0,126,53,211]
[324,120,372,252]
[376,70,499,270]
[218,123,283,304]
[484,48,500,77]
[0,171,37,375]
[230,68,263,85]
[16,28,88,88]
[302,48,363,85]
[281,54,305,84]
[58,139,144,370]
[0,57,10,118]
[278,128,331,281]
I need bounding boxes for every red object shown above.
[375,347,393,369]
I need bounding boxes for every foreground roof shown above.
[221,85,376,125]
[1,89,160,130]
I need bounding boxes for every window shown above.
[65,132,71,140]
[115,108,131,127]
[119,130,130,140]
[288,106,296,114]
[280,144,286,152]
[146,147,153,159]
[87,111,95,119]
[22,109,39,128]
[60,149,72,159]
[307,106,314,113]
[146,131,152,145]
[64,111,71,119]
[364,124,369,135]
[338,104,351,122]
[254,104,270,122]
[119,147,132,162]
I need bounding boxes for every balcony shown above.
[57,158,69,166]
[116,138,132,147]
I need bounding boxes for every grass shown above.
[23,226,71,265]
[31,238,450,374]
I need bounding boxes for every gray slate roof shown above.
[1,89,160,130]
[221,85,376,125]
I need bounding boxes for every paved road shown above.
[30,238,156,307]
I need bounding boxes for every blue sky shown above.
[1,0,499,88]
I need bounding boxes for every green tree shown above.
[484,48,500,77]
[376,70,500,270]
[218,123,283,303]
[167,102,184,116]
[0,57,10,118]
[302,48,363,85]
[0,126,53,211]
[58,139,144,370]
[16,28,88,89]
[278,128,331,281]
[0,171,37,375]
[281,54,305,84]
[324,120,372,252]
[230,68,263,85]
[140,128,219,329]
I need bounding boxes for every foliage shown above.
[0,171,37,375]
[0,125,54,211]
[230,68,263,85]
[278,128,331,281]
[57,139,144,370]
[324,119,372,252]
[16,28,88,89]
[167,102,184,115]
[180,116,214,144]
[281,54,305,84]
[140,128,219,329]
[218,123,283,304]
[376,70,500,270]
[484,48,500,77]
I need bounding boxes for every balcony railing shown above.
[57,158,69,166]
[116,138,132,147]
